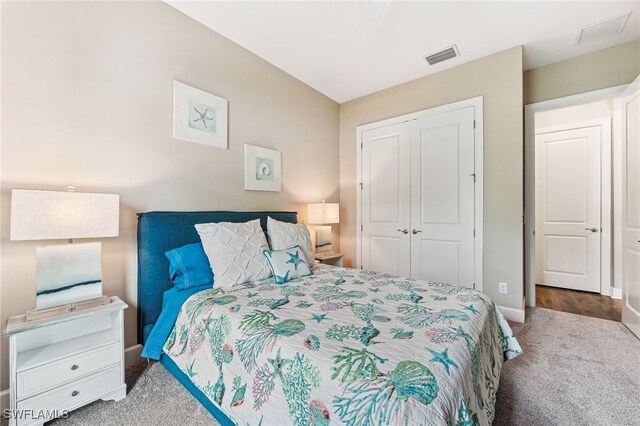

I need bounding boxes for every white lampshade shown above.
[308,202,339,225]
[10,189,120,241]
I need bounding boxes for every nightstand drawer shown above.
[17,365,121,425]
[17,342,120,398]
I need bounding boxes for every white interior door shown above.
[621,76,640,338]
[361,123,411,277]
[410,107,476,288]
[535,124,602,293]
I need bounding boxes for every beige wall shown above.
[339,47,524,311]
[524,41,640,105]
[0,1,339,391]
[535,100,613,129]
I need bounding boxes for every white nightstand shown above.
[2,297,128,426]
[315,253,344,267]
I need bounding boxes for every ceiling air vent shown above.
[424,45,460,66]
[576,11,631,45]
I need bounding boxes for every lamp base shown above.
[315,225,333,254]
[26,296,112,322]
[36,242,103,310]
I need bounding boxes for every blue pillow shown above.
[165,243,213,290]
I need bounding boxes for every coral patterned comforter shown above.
[163,264,521,426]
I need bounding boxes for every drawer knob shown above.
[71,390,79,397]
[71,364,79,371]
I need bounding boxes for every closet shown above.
[357,97,483,290]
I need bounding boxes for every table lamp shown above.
[10,188,120,320]
[308,201,339,255]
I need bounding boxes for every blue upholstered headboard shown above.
[137,211,298,345]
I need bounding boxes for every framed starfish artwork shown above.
[173,80,228,149]
[244,144,282,192]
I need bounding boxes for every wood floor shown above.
[536,285,622,322]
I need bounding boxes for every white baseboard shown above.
[610,287,622,299]
[498,305,525,323]
[125,344,143,365]
[1,388,8,412]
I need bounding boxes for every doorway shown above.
[535,117,609,294]
[524,86,626,320]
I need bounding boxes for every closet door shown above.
[361,123,411,277]
[410,107,476,288]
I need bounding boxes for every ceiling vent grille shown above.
[424,45,460,66]
[576,11,631,45]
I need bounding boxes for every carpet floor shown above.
[4,307,634,426]
[493,307,639,425]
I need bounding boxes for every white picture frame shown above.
[244,144,282,192]
[173,80,228,149]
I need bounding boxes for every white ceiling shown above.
[167,1,640,103]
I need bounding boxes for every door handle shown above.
[397,229,408,234]
[412,229,422,234]
[585,227,598,233]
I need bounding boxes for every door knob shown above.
[397,229,408,234]
[412,229,422,234]
[585,227,598,233]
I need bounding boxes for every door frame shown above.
[356,96,484,291]
[524,85,627,307]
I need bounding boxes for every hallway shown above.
[536,285,621,321]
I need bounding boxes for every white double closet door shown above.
[360,103,478,289]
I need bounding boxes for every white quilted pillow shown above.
[195,219,272,289]
[267,216,315,267]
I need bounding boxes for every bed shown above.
[137,211,521,426]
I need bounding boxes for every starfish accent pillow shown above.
[266,217,315,267]
[263,245,313,284]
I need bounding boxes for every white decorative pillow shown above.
[263,246,313,284]
[195,219,272,289]
[267,217,315,266]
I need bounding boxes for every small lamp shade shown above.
[308,202,339,225]
[10,189,120,241]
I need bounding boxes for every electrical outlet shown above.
[499,282,508,294]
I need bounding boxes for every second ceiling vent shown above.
[424,45,460,66]
[575,11,631,45]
